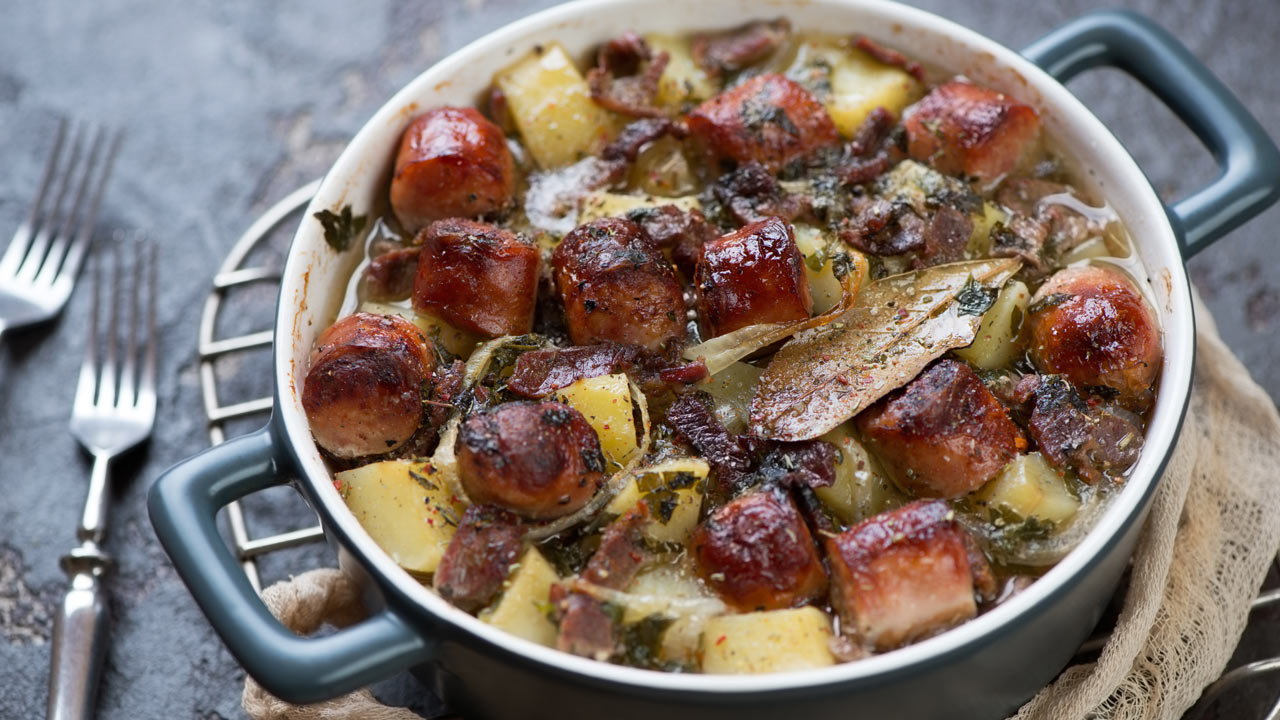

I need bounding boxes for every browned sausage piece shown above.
[456,402,607,520]
[904,80,1041,186]
[691,488,827,611]
[695,216,812,338]
[390,107,517,233]
[360,246,420,303]
[302,312,432,458]
[1027,265,1162,407]
[552,217,688,352]
[855,359,1026,498]
[433,506,524,612]
[412,218,541,338]
[825,500,996,651]
[686,73,839,173]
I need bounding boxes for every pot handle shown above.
[1022,9,1280,257]
[148,427,433,704]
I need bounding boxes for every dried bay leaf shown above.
[749,258,1020,440]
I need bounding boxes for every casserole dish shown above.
[149,1,1280,717]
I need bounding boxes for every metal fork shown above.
[0,119,122,348]
[48,240,156,720]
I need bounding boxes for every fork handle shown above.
[47,546,113,720]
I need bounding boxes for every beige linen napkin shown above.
[243,297,1280,720]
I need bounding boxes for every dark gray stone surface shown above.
[1,1,1276,718]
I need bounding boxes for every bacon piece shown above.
[904,81,1041,185]
[708,162,807,226]
[665,392,756,493]
[687,74,839,173]
[1028,375,1144,484]
[825,500,996,651]
[587,32,670,118]
[691,18,791,78]
[855,360,1026,498]
[456,402,607,520]
[303,313,432,459]
[360,247,420,303]
[1027,265,1161,407]
[506,343,706,398]
[696,216,812,338]
[838,195,924,256]
[555,505,651,660]
[390,107,517,233]
[917,205,973,267]
[625,204,717,277]
[412,218,540,338]
[552,217,688,352]
[602,117,683,166]
[433,506,524,613]
[691,488,827,611]
[555,590,616,660]
[853,36,924,81]
[757,440,838,491]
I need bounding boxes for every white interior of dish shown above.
[275,0,1194,692]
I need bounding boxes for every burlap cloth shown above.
[244,296,1280,720]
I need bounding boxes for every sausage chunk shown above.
[552,218,687,352]
[390,107,517,233]
[686,74,839,172]
[695,217,812,338]
[855,359,1026,498]
[302,313,432,458]
[1027,265,1162,407]
[691,488,827,611]
[412,218,540,337]
[456,402,607,520]
[825,500,996,651]
[434,506,524,612]
[904,81,1041,186]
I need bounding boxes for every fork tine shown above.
[1,118,68,278]
[73,251,101,414]
[36,124,110,289]
[16,122,86,284]
[118,238,143,409]
[96,244,119,408]
[50,128,122,291]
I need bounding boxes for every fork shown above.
[47,240,156,720]
[0,119,122,349]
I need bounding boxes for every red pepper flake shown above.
[715,635,727,646]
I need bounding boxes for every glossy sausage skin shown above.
[390,107,517,233]
[825,500,996,651]
[412,218,541,337]
[456,401,607,520]
[904,81,1041,186]
[552,218,688,352]
[695,216,812,338]
[686,73,839,173]
[1027,265,1161,406]
[855,359,1026,498]
[302,312,432,458]
[691,488,827,611]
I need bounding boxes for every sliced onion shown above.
[525,378,653,540]
[567,579,727,619]
[682,251,868,376]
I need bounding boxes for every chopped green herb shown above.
[956,276,998,316]
[314,205,367,252]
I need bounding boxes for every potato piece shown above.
[792,224,869,314]
[815,423,904,524]
[479,548,559,647]
[787,40,923,138]
[605,457,709,544]
[953,279,1030,370]
[701,361,764,433]
[967,202,1008,257]
[975,452,1081,525]
[359,301,480,359]
[702,607,836,674]
[578,191,701,224]
[337,460,466,574]
[552,373,640,467]
[496,42,616,168]
[646,33,718,111]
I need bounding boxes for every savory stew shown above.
[304,19,1161,674]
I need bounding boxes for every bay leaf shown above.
[748,258,1020,441]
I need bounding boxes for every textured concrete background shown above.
[1,1,1277,718]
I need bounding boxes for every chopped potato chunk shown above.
[953,279,1030,370]
[552,373,640,467]
[337,460,466,574]
[646,33,718,111]
[605,457,709,544]
[976,452,1081,524]
[702,607,836,674]
[479,548,559,647]
[578,192,702,224]
[787,39,923,137]
[816,423,904,524]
